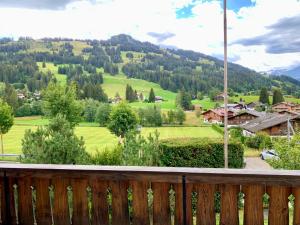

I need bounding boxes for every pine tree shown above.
[259,88,270,105]
[272,89,285,105]
[148,88,155,103]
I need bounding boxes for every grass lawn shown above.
[2,124,220,156]
[102,74,177,109]
[37,62,67,85]
[192,97,216,110]
[231,95,300,104]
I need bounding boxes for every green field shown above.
[3,122,220,155]
[37,62,67,85]
[231,95,300,104]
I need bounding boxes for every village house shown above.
[246,101,264,110]
[272,102,295,112]
[228,110,263,126]
[214,93,225,101]
[221,103,245,111]
[292,104,300,113]
[202,108,235,123]
[240,113,300,136]
[17,93,25,100]
[155,96,164,102]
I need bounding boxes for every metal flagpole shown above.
[223,0,229,168]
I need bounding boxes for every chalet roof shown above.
[229,110,264,119]
[240,113,300,133]
[202,108,235,116]
[272,102,295,107]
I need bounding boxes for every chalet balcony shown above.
[0,164,299,225]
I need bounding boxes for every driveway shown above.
[244,157,272,170]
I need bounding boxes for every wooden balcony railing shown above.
[0,164,300,225]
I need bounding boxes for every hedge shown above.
[159,138,244,168]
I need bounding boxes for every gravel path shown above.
[244,157,273,170]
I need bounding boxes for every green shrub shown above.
[212,124,224,135]
[245,132,272,150]
[91,146,122,165]
[159,138,244,168]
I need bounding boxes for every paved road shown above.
[244,157,272,170]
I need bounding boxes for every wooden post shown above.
[223,0,229,168]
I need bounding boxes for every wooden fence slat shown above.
[53,178,70,225]
[131,180,149,225]
[72,179,89,225]
[111,180,130,225]
[186,184,194,225]
[18,177,34,225]
[91,180,109,225]
[0,177,6,225]
[152,182,171,225]
[195,184,216,225]
[293,187,300,225]
[174,183,183,225]
[267,186,291,225]
[220,184,239,225]
[243,185,264,225]
[9,178,17,225]
[35,179,51,225]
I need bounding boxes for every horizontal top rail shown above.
[0,163,299,186]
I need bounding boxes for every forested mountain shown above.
[0,34,300,97]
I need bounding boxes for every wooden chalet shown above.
[272,102,295,112]
[202,108,235,123]
[228,110,263,125]
[240,113,300,136]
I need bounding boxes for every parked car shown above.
[260,149,279,160]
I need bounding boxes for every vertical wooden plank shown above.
[152,182,171,225]
[174,183,183,225]
[293,187,300,225]
[267,186,290,225]
[111,180,129,225]
[243,185,264,225]
[195,184,216,225]
[220,184,239,225]
[35,178,52,225]
[186,184,193,225]
[174,183,193,225]
[53,178,70,225]
[91,179,109,225]
[8,178,17,225]
[72,179,89,225]
[18,177,34,225]
[0,177,6,225]
[131,180,149,225]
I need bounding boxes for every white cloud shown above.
[0,0,299,71]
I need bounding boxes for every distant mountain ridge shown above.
[1,34,300,97]
[270,66,300,80]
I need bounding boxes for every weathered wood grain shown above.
[243,185,264,225]
[220,184,239,225]
[91,179,109,225]
[152,182,171,225]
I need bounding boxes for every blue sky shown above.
[0,0,299,71]
[176,0,255,18]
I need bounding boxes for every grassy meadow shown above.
[4,116,221,155]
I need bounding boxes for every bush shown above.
[159,138,244,168]
[91,146,122,165]
[95,103,112,126]
[122,130,161,166]
[138,106,162,127]
[212,124,224,134]
[245,132,272,149]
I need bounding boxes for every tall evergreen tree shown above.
[148,88,155,103]
[4,83,18,112]
[176,90,192,110]
[259,88,270,105]
[272,89,285,105]
[125,84,136,102]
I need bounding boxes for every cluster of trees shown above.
[162,108,186,125]
[125,84,138,102]
[259,88,285,105]
[176,89,193,110]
